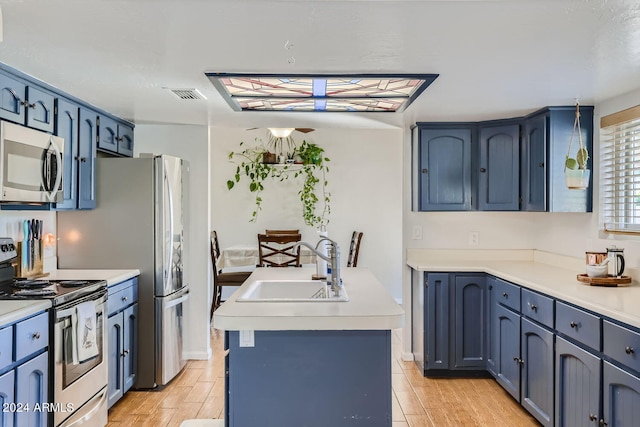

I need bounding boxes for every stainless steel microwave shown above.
[0,120,64,203]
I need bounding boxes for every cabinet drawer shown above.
[603,320,640,373]
[108,283,137,316]
[494,278,520,312]
[0,326,13,370]
[15,312,48,361]
[556,301,601,351]
[521,289,554,328]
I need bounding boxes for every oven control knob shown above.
[0,244,7,252]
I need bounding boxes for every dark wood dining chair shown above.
[210,231,252,320]
[347,231,363,267]
[265,229,300,235]
[257,233,302,267]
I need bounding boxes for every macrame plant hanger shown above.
[564,100,590,190]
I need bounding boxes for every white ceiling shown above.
[1,0,638,130]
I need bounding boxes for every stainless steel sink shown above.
[236,279,349,302]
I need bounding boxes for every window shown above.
[601,105,640,233]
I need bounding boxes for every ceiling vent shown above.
[166,88,206,100]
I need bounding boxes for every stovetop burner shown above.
[13,279,51,289]
[57,280,91,288]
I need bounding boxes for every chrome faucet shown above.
[295,238,342,297]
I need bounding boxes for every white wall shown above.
[210,127,404,301]
[135,124,211,360]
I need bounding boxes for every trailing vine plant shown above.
[226,138,331,227]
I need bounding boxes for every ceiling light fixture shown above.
[206,73,439,113]
[268,128,295,138]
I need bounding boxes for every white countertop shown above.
[213,267,404,331]
[0,300,50,326]
[407,249,640,330]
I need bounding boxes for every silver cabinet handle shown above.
[121,296,128,302]
[122,349,129,356]
[625,346,635,355]
[32,332,41,340]
[570,322,578,329]
[502,292,508,298]
[529,303,538,312]
[589,414,597,422]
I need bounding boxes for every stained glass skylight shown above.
[206,73,438,112]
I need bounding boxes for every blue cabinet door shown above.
[0,370,14,427]
[15,351,48,427]
[495,304,521,400]
[522,113,547,211]
[24,86,54,133]
[478,124,520,211]
[98,116,118,153]
[78,108,97,209]
[521,318,554,427]
[55,99,79,210]
[419,127,472,211]
[486,277,498,377]
[117,123,134,157]
[0,72,26,124]
[454,275,486,368]
[555,336,601,427]
[603,361,640,427]
[107,313,123,408]
[123,303,138,393]
[425,273,450,370]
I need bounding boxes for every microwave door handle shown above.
[45,136,63,202]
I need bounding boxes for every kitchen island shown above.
[213,267,404,427]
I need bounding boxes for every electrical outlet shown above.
[469,231,479,246]
[412,226,423,240]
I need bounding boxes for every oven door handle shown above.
[55,291,107,321]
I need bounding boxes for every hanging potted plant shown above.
[564,102,590,190]
[226,138,331,227]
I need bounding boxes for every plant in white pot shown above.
[564,102,590,190]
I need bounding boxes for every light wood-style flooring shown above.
[107,328,540,426]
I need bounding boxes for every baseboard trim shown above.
[402,352,414,362]
[184,349,212,360]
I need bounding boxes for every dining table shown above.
[218,244,317,269]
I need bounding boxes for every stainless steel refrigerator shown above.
[57,154,189,389]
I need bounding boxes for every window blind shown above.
[601,105,640,233]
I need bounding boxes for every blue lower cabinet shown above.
[425,273,450,370]
[226,330,392,427]
[555,336,601,427]
[603,361,640,427]
[495,304,521,400]
[107,313,123,408]
[107,278,139,408]
[454,275,486,368]
[485,276,498,376]
[521,318,554,427]
[0,370,15,427]
[15,351,48,427]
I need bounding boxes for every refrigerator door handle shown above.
[164,167,175,287]
[165,293,189,309]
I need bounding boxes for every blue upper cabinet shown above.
[117,122,134,157]
[98,115,134,157]
[48,104,98,211]
[478,123,520,211]
[0,70,54,133]
[98,115,118,153]
[55,98,80,210]
[77,108,98,209]
[418,126,472,211]
[522,113,547,211]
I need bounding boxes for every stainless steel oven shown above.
[54,289,108,427]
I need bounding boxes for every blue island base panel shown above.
[226,330,392,427]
